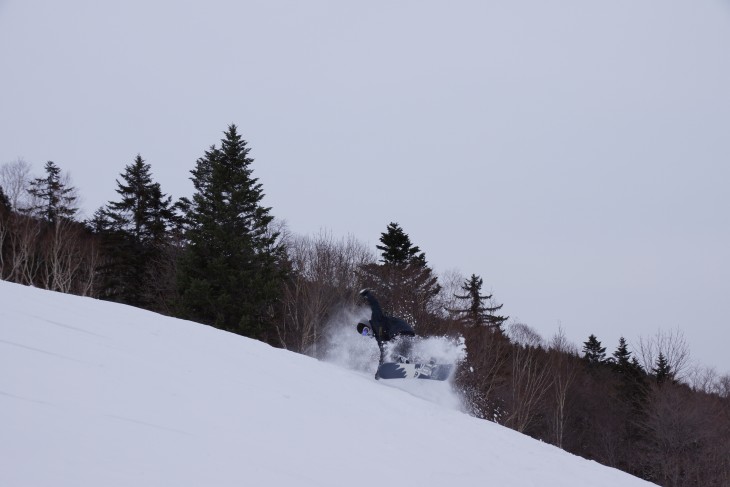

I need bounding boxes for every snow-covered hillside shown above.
[0,281,656,487]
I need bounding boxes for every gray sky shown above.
[2,0,729,374]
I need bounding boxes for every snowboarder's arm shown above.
[359,289,385,323]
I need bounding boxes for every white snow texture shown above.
[0,281,656,486]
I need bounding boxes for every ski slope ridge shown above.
[0,281,656,487]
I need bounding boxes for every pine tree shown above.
[177,125,284,337]
[95,155,175,308]
[611,336,648,397]
[27,161,77,223]
[360,222,440,328]
[612,337,632,370]
[377,222,424,264]
[652,352,672,384]
[609,337,650,469]
[582,334,607,365]
[630,356,643,371]
[450,274,507,331]
[105,155,173,245]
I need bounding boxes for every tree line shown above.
[2,125,729,487]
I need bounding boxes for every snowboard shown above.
[376,362,453,381]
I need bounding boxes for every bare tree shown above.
[434,268,465,318]
[6,214,42,285]
[688,365,720,395]
[504,322,554,433]
[637,328,691,382]
[277,230,375,354]
[639,384,730,487]
[41,219,83,293]
[548,325,579,448]
[0,158,32,210]
[0,213,9,279]
[0,199,100,295]
[687,365,730,403]
[456,324,511,420]
[718,375,730,400]
[75,236,101,297]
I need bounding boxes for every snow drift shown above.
[0,281,656,486]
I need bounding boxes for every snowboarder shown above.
[357,289,416,369]
[357,289,455,381]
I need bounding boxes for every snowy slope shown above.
[0,281,656,487]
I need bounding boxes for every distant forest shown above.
[2,125,728,487]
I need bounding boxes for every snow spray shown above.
[321,302,467,411]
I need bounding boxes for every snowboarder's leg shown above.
[375,339,386,379]
[391,334,415,364]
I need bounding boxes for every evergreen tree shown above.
[95,155,175,308]
[652,352,672,384]
[177,125,284,337]
[608,337,650,472]
[582,334,607,365]
[105,155,173,245]
[360,222,440,328]
[612,337,632,370]
[630,356,643,371]
[377,222,424,265]
[611,337,648,403]
[27,161,77,223]
[450,273,507,331]
[0,184,11,213]
[609,338,645,375]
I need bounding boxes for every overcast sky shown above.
[2,0,729,374]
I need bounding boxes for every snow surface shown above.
[0,281,656,487]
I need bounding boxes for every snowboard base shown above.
[376,362,453,381]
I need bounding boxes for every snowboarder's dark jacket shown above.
[359,289,415,343]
